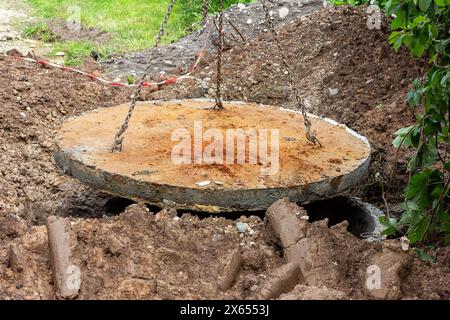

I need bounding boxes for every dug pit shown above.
[54,99,371,212]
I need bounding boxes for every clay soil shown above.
[0,5,449,300]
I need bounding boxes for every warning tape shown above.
[7,51,203,89]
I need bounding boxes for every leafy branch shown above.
[380,0,450,245]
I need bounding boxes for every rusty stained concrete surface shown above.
[54,99,371,212]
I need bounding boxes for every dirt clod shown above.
[8,243,25,273]
[219,248,242,291]
[365,240,413,299]
[258,262,302,300]
[279,284,346,300]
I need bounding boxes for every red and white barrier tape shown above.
[7,52,203,89]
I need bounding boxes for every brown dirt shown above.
[0,55,130,223]
[0,5,448,300]
[1,204,448,300]
[46,19,110,44]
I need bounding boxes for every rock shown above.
[106,235,125,255]
[196,180,211,187]
[236,222,248,234]
[328,88,339,97]
[8,243,25,272]
[400,236,410,252]
[278,7,290,20]
[366,240,413,299]
[55,52,65,57]
[246,19,253,24]
[237,3,246,11]
[219,248,241,291]
[258,263,302,299]
[279,284,346,300]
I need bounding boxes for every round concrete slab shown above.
[54,99,371,212]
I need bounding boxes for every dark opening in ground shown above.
[304,196,381,238]
[103,197,135,215]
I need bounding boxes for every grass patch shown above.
[51,41,111,66]
[23,22,58,42]
[24,0,253,65]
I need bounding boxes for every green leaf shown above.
[406,170,432,204]
[430,184,444,199]
[420,143,438,168]
[393,125,417,148]
[379,216,399,236]
[407,88,421,107]
[434,0,445,6]
[418,0,432,11]
[394,34,404,51]
[411,39,427,57]
[435,39,449,53]
[415,248,436,262]
[408,215,431,244]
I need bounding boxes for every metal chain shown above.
[112,0,177,153]
[213,0,225,110]
[259,0,322,147]
[201,0,210,22]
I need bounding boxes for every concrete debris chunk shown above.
[46,216,81,299]
[8,243,24,273]
[366,240,413,299]
[258,263,302,299]
[219,248,241,291]
[279,7,289,20]
[266,198,308,249]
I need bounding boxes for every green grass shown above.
[24,0,252,65]
[23,22,57,42]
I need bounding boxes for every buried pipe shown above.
[304,195,384,242]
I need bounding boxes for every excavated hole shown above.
[304,196,381,238]
[102,195,381,240]
[103,197,135,215]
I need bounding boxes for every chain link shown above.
[201,0,210,23]
[112,0,177,153]
[259,0,322,147]
[213,0,225,110]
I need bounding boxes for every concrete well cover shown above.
[54,99,371,212]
